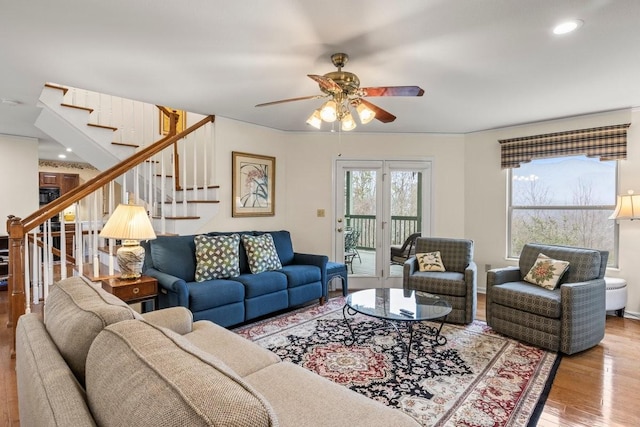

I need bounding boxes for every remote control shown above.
[399,308,414,316]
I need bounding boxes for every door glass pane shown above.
[390,171,421,277]
[345,170,376,276]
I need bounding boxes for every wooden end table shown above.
[101,275,158,312]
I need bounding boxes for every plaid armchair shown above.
[486,243,608,355]
[403,237,477,324]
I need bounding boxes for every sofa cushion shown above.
[184,320,281,377]
[86,320,278,427]
[244,362,420,427]
[44,276,139,385]
[16,314,96,427]
[523,253,570,290]
[258,230,295,265]
[150,234,197,281]
[417,251,446,272]
[279,264,321,288]
[491,281,562,319]
[187,279,245,312]
[404,271,467,297]
[234,271,288,298]
[195,234,241,281]
[242,234,283,274]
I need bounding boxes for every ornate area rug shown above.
[234,297,560,427]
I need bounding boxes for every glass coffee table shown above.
[343,288,452,365]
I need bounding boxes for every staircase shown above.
[34,82,220,236]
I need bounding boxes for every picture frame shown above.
[159,107,187,135]
[232,151,275,217]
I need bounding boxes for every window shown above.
[508,155,617,265]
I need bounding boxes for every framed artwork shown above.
[159,107,187,135]
[232,151,275,217]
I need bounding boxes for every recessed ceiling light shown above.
[553,19,583,35]
[58,154,67,159]
[66,148,72,152]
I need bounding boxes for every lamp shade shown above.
[100,204,157,240]
[356,102,376,124]
[609,190,640,220]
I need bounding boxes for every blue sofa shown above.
[141,230,328,327]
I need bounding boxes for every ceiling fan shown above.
[256,53,424,131]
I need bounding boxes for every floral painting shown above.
[232,152,275,217]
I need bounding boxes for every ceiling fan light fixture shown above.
[341,111,357,131]
[306,109,322,129]
[356,102,376,124]
[320,100,337,122]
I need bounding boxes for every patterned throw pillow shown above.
[194,234,241,281]
[417,251,446,272]
[242,234,282,274]
[524,253,570,290]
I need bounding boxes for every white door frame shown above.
[334,158,432,290]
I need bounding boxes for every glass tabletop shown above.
[345,288,452,322]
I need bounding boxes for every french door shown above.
[335,159,431,289]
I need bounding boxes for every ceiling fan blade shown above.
[255,95,324,107]
[308,74,343,94]
[361,86,425,97]
[359,99,396,123]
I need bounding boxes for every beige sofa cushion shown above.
[16,314,96,427]
[245,362,420,427]
[184,320,281,377]
[44,276,139,384]
[86,320,278,427]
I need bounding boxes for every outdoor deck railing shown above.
[346,215,420,249]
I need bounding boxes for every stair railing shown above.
[6,114,215,356]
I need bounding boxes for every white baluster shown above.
[182,137,187,215]
[23,234,30,314]
[60,215,67,280]
[93,192,99,279]
[161,153,166,234]
[203,124,209,201]
[108,181,115,276]
[31,230,38,304]
[193,134,198,200]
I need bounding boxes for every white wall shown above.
[0,135,39,235]
[465,109,640,317]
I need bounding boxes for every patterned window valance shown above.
[498,123,631,169]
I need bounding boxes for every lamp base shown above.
[116,241,145,280]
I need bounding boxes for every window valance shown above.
[498,123,631,169]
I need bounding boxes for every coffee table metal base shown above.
[342,304,448,366]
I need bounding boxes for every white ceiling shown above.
[1,0,640,163]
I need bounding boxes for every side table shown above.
[101,275,158,312]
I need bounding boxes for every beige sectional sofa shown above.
[16,276,420,427]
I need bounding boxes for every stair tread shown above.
[88,123,118,131]
[61,103,94,113]
[111,142,139,148]
[176,185,220,190]
[44,83,68,95]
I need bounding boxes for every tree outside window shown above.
[509,155,617,265]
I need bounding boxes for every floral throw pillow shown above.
[524,253,570,290]
[242,234,282,274]
[194,234,241,281]
[417,251,446,272]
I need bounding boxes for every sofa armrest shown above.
[402,256,418,288]
[293,252,329,296]
[559,278,606,354]
[141,307,194,335]
[487,266,521,287]
[143,267,189,307]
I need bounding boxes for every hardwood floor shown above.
[1,289,639,426]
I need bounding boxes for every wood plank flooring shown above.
[1,289,639,426]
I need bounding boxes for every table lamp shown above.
[609,190,640,221]
[99,203,157,279]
